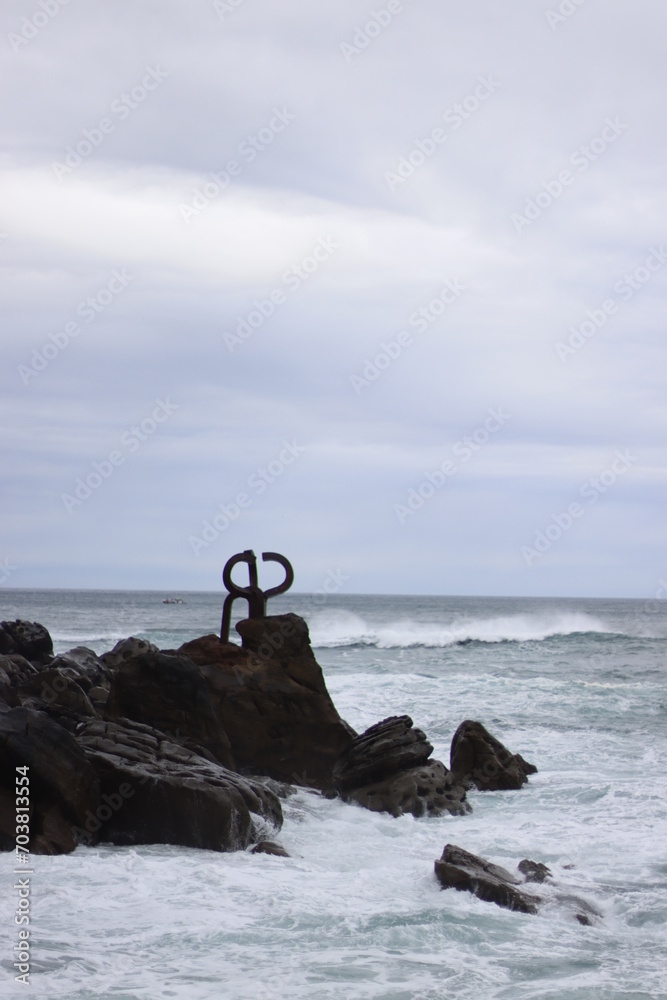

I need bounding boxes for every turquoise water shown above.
[1,591,666,999]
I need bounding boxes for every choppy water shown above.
[1,590,666,999]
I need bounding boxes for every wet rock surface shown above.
[435,844,541,914]
[0,619,53,664]
[450,719,537,791]
[75,717,282,852]
[333,716,469,817]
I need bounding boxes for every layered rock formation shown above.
[333,715,469,817]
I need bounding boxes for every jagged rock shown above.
[435,844,540,914]
[252,840,290,857]
[0,704,100,854]
[0,620,53,665]
[75,718,282,852]
[18,666,98,718]
[450,720,537,791]
[346,759,470,818]
[333,716,469,817]
[100,637,159,671]
[0,655,39,708]
[518,858,552,883]
[332,715,433,791]
[179,615,355,789]
[105,648,235,770]
[51,646,110,688]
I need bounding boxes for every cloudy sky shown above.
[1,0,665,597]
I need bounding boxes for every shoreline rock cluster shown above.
[0,610,567,918]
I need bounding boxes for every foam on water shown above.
[1,590,666,999]
[307,610,613,649]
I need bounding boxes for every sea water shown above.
[1,591,666,1000]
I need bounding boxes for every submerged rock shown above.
[333,716,469,817]
[251,840,290,857]
[435,844,540,914]
[518,858,552,883]
[179,614,355,789]
[449,720,537,791]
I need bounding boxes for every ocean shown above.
[1,590,666,1000]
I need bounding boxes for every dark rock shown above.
[0,704,100,854]
[105,648,235,770]
[333,715,433,791]
[18,666,98,718]
[100,636,159,671]
[434,844,540,914]
[51,646,110,688]
[75,718,282,852]
[0,654,39,708]
[345,759,470,818]
[450,720,537,791]
[518,858,553,883]
[0,620,53,665]
[332,715,469,817]
[251,840,290,857]
[179,615,355,789]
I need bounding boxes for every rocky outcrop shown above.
[0,620,53,664]
[435,844,540,914]
[179,614,355,789]
[450,720,537,791]
[105,647,236,770]
[75,718,282,852]
[0,704,100,854]
[435,845,600,924]
[333,716,469,817]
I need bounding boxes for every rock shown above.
[18,666,98,718]
[0,655,39,708]
[332,715,469,817]
[0,704,100,854]
[51,646,110,688]
[434,844,540,914]
[332,715,433,791]
[179,615,355,789]
[345,759,470,818]
[100,636,159,671]
[75,718,282,852]
[0,620,53,665]
[518,858,552,883]
[105,648,235,770]
[450,720,537,791]
[251,840,290,857]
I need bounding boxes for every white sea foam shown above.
[307,610,612,649]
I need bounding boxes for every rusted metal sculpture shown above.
[220,549,294,643]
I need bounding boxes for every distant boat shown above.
[162,598,184,604]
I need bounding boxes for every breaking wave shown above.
[307,610,619,649]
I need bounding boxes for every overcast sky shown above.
[1,0,665,598]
